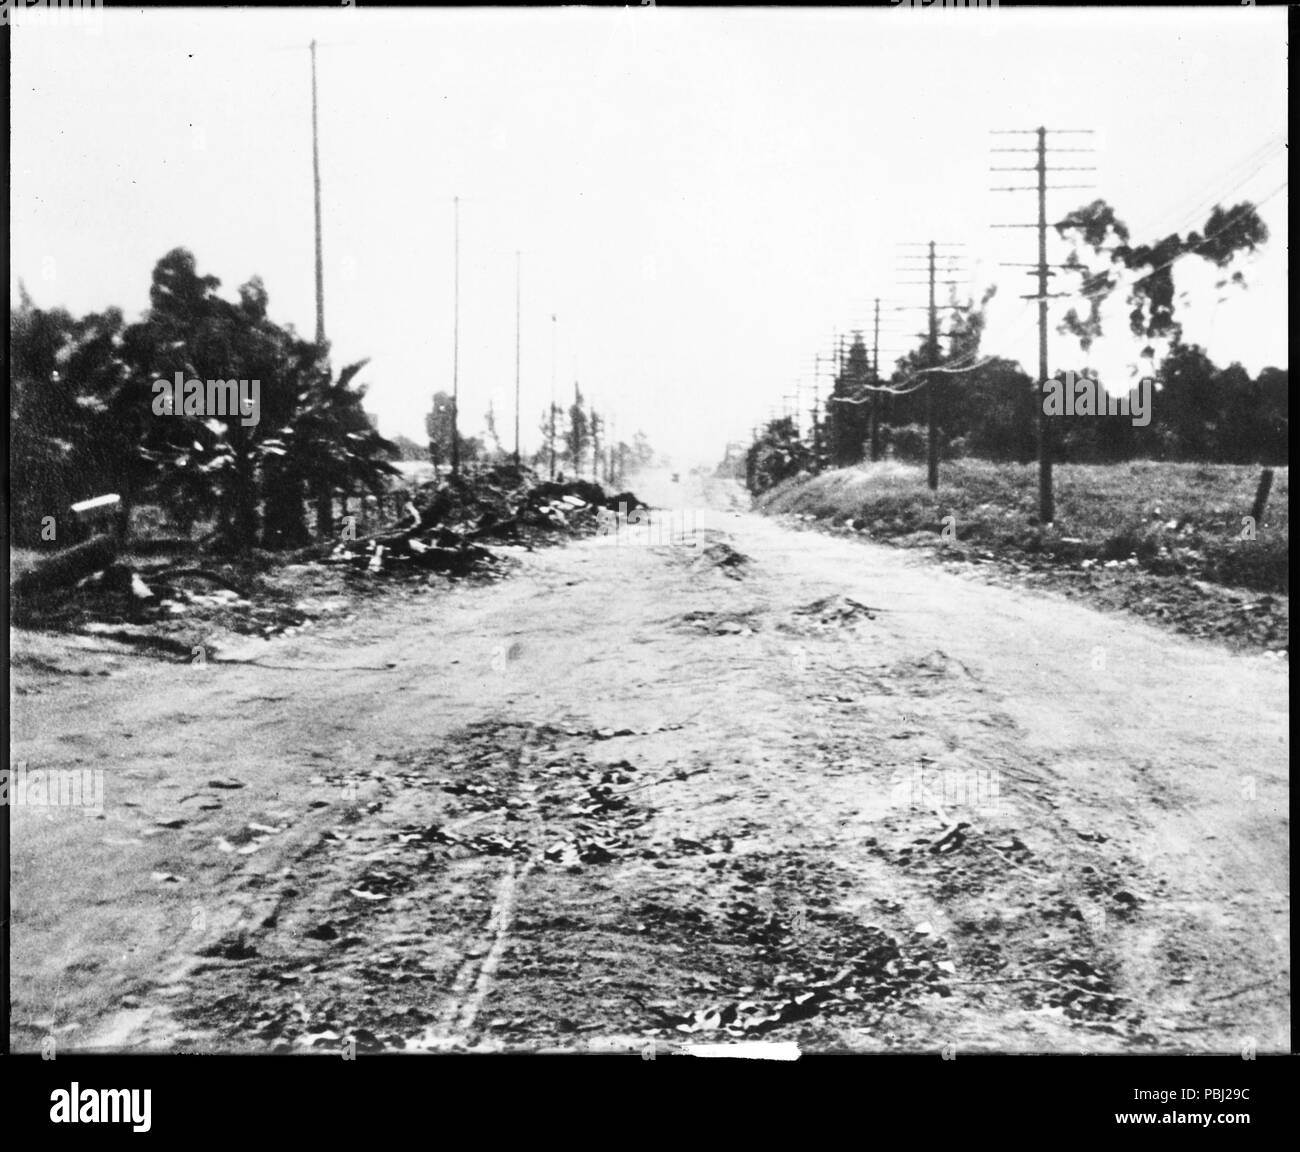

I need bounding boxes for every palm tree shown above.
[277,357,400,540]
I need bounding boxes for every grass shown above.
[757,460,1288,595]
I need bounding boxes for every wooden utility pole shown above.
[926,243,939,489]
[306,40,322,348]
[514,251,521,466]
[870,297,882,462]
[991,127,1096,524]
[549,314,557,480]
[809,357,822,470]
[451,195,461,479]
[1034,130,1050,521]
[898,242,969,491]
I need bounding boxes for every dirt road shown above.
[9,473,1288,1054]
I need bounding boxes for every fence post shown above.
[1250,468,1275,526]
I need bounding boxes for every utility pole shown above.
[451,195,461,479]
[898,242,968,490]
[813,353,827,467]
[870,297,882,462]
[310,40,326,350]
[991,127,1096,524]
[549,313,557,480]
[513,251,521,466]
[809,357,822,471]
[1034,133,1049,521]
[926,243,939,489]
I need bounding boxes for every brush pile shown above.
[327,464,646,578]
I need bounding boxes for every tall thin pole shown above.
[549,314,557,480]
[451,195,460,479]
[927,241,939,491]
[1035,126,1053,523]
[310,40,325,349]
[513,251,521,466]
[810,360,821,470]
[871,297,882,462]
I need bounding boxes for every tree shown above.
[589,406,602,481]
[1056,198,1269,353]
[426,391,456,468]
[824,335,872,467]
[745,416,812,495]
[565,384,590,475]
[12,249,400,552]
[630,431,654,471]
[483,400,504,459]
[10,289,94,544]
[1156,342,1220,460]
[535,402,564,477]
[282,357,400,540]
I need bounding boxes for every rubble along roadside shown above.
[9,464,649,665]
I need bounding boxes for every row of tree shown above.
[745,197,1286,494]
[416,385,654,487]
[11,248,400,549]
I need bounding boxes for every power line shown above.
[1146,133,1286,242]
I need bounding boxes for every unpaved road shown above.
[9,474,1288,1054]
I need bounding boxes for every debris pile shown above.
[688,541,752,579]
[10,470,648,660]
[674,608,764,636]
[327,466,646,578]
[778,595,878,634]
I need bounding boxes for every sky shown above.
[10,5,1289,468]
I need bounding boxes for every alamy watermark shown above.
[1042,370,1152,427]
[892,763,1003,815]
[152,373,261,427]
[601,502,697,546]
[4,762,105,814]
[2,0,104,29]
[890,0,998,8]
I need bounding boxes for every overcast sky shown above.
[11,5,1288,467]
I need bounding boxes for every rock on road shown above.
[9,473,1288,1054]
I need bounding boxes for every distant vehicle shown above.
[671,473,680,483]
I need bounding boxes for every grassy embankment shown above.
[756,460,1288,650]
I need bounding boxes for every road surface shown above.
[9,472,1288,1054]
